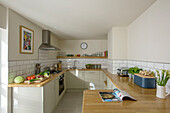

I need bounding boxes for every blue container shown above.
[134,74,156,88]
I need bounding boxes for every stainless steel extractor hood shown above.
[39,30,60,50]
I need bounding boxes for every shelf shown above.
[57,56,108,59]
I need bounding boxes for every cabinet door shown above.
[44,80,55,113]
[99,71,107,89]
[85,71,100,90]
[55,78,59,106]
[106,77,117,89]
[66,71,85,89]
[13,87,43,113]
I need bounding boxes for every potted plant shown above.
[128,67,142,79]
[86,64,91,69]
[155,70,170,98]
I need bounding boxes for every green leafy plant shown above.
[86,64,91,66]
[128,66,142,75]
[155,70,170,86]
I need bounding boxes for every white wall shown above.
[0,4,8,113]
[8,9,42,61]
[108,27,127,60]
[128,0,170,63]
[8,9,59,61]
[0,4,7,29]
[59,40,107,54]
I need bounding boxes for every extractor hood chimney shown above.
[39,30,60,50]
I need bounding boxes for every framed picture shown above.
[20,25,34,54]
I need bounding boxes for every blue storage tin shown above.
[134,74,156,88]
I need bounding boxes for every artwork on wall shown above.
[20,25,34,54]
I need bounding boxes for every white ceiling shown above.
[0,0,156,40]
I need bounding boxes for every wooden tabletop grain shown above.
[83,69,170,113]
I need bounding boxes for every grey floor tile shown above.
[54,92,83,113]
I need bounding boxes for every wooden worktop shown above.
[83,70,170,113]
[8,70,67,87]
[8,69,103,87]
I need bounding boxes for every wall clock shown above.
[80,42,88,50]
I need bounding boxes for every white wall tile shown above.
[164,64,170,70]
[17,61,24,66]
[155,63,164,70]
[9,61,16,67]
[24,61,30,65]
[147,63,155,68]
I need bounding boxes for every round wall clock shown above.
[80,42,88,50]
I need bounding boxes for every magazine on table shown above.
[99,88,136,102]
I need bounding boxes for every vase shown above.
[156,85,166,98]
[132,75,134,79]
[128,74,132,79]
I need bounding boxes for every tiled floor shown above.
[54,92,83,113]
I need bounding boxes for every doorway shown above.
[0,27,8,113]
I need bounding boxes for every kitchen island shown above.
[83,70,170,113]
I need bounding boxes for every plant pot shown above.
[86,65,90,69]
[128,74,132,79]
[132,75,134,79]
[156,85,166,99]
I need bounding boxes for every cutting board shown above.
[24,78,48,84]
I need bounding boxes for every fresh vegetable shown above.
[32,75,35,79]
[36,75,44,78]
[139,70,154,76]
[128,66,142,75]
[27,76,31,80]
[154,70,170,86]
[14,76,25,83]
[43,71,50,78]
[27,75,36,80]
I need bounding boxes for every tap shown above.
[35,63,41,74]
[73,60,77,69]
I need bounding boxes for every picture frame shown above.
[20,25,34,54]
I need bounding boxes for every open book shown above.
[99,88,136,102]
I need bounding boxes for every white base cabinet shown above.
[12,73,66,113]
[106,76,116,89]
[12,87,44,113]
[12,71,116,113]
[66,70,115,90]
[66,71,85,89]
[84,71,100,90]
[44,80,56,113]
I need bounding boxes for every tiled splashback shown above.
[128,60,170,72]
[107,59,170,88]
[8,50,58,83]
[58,59,108,69]
[107,59,170,74]
[107,59,128,74]
[128,60,170,91]
[9,50,170,87]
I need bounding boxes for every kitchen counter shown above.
[83,70,170,113]
[8,68,170,113]
[8,69,103,87]
[8,70,67,87]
